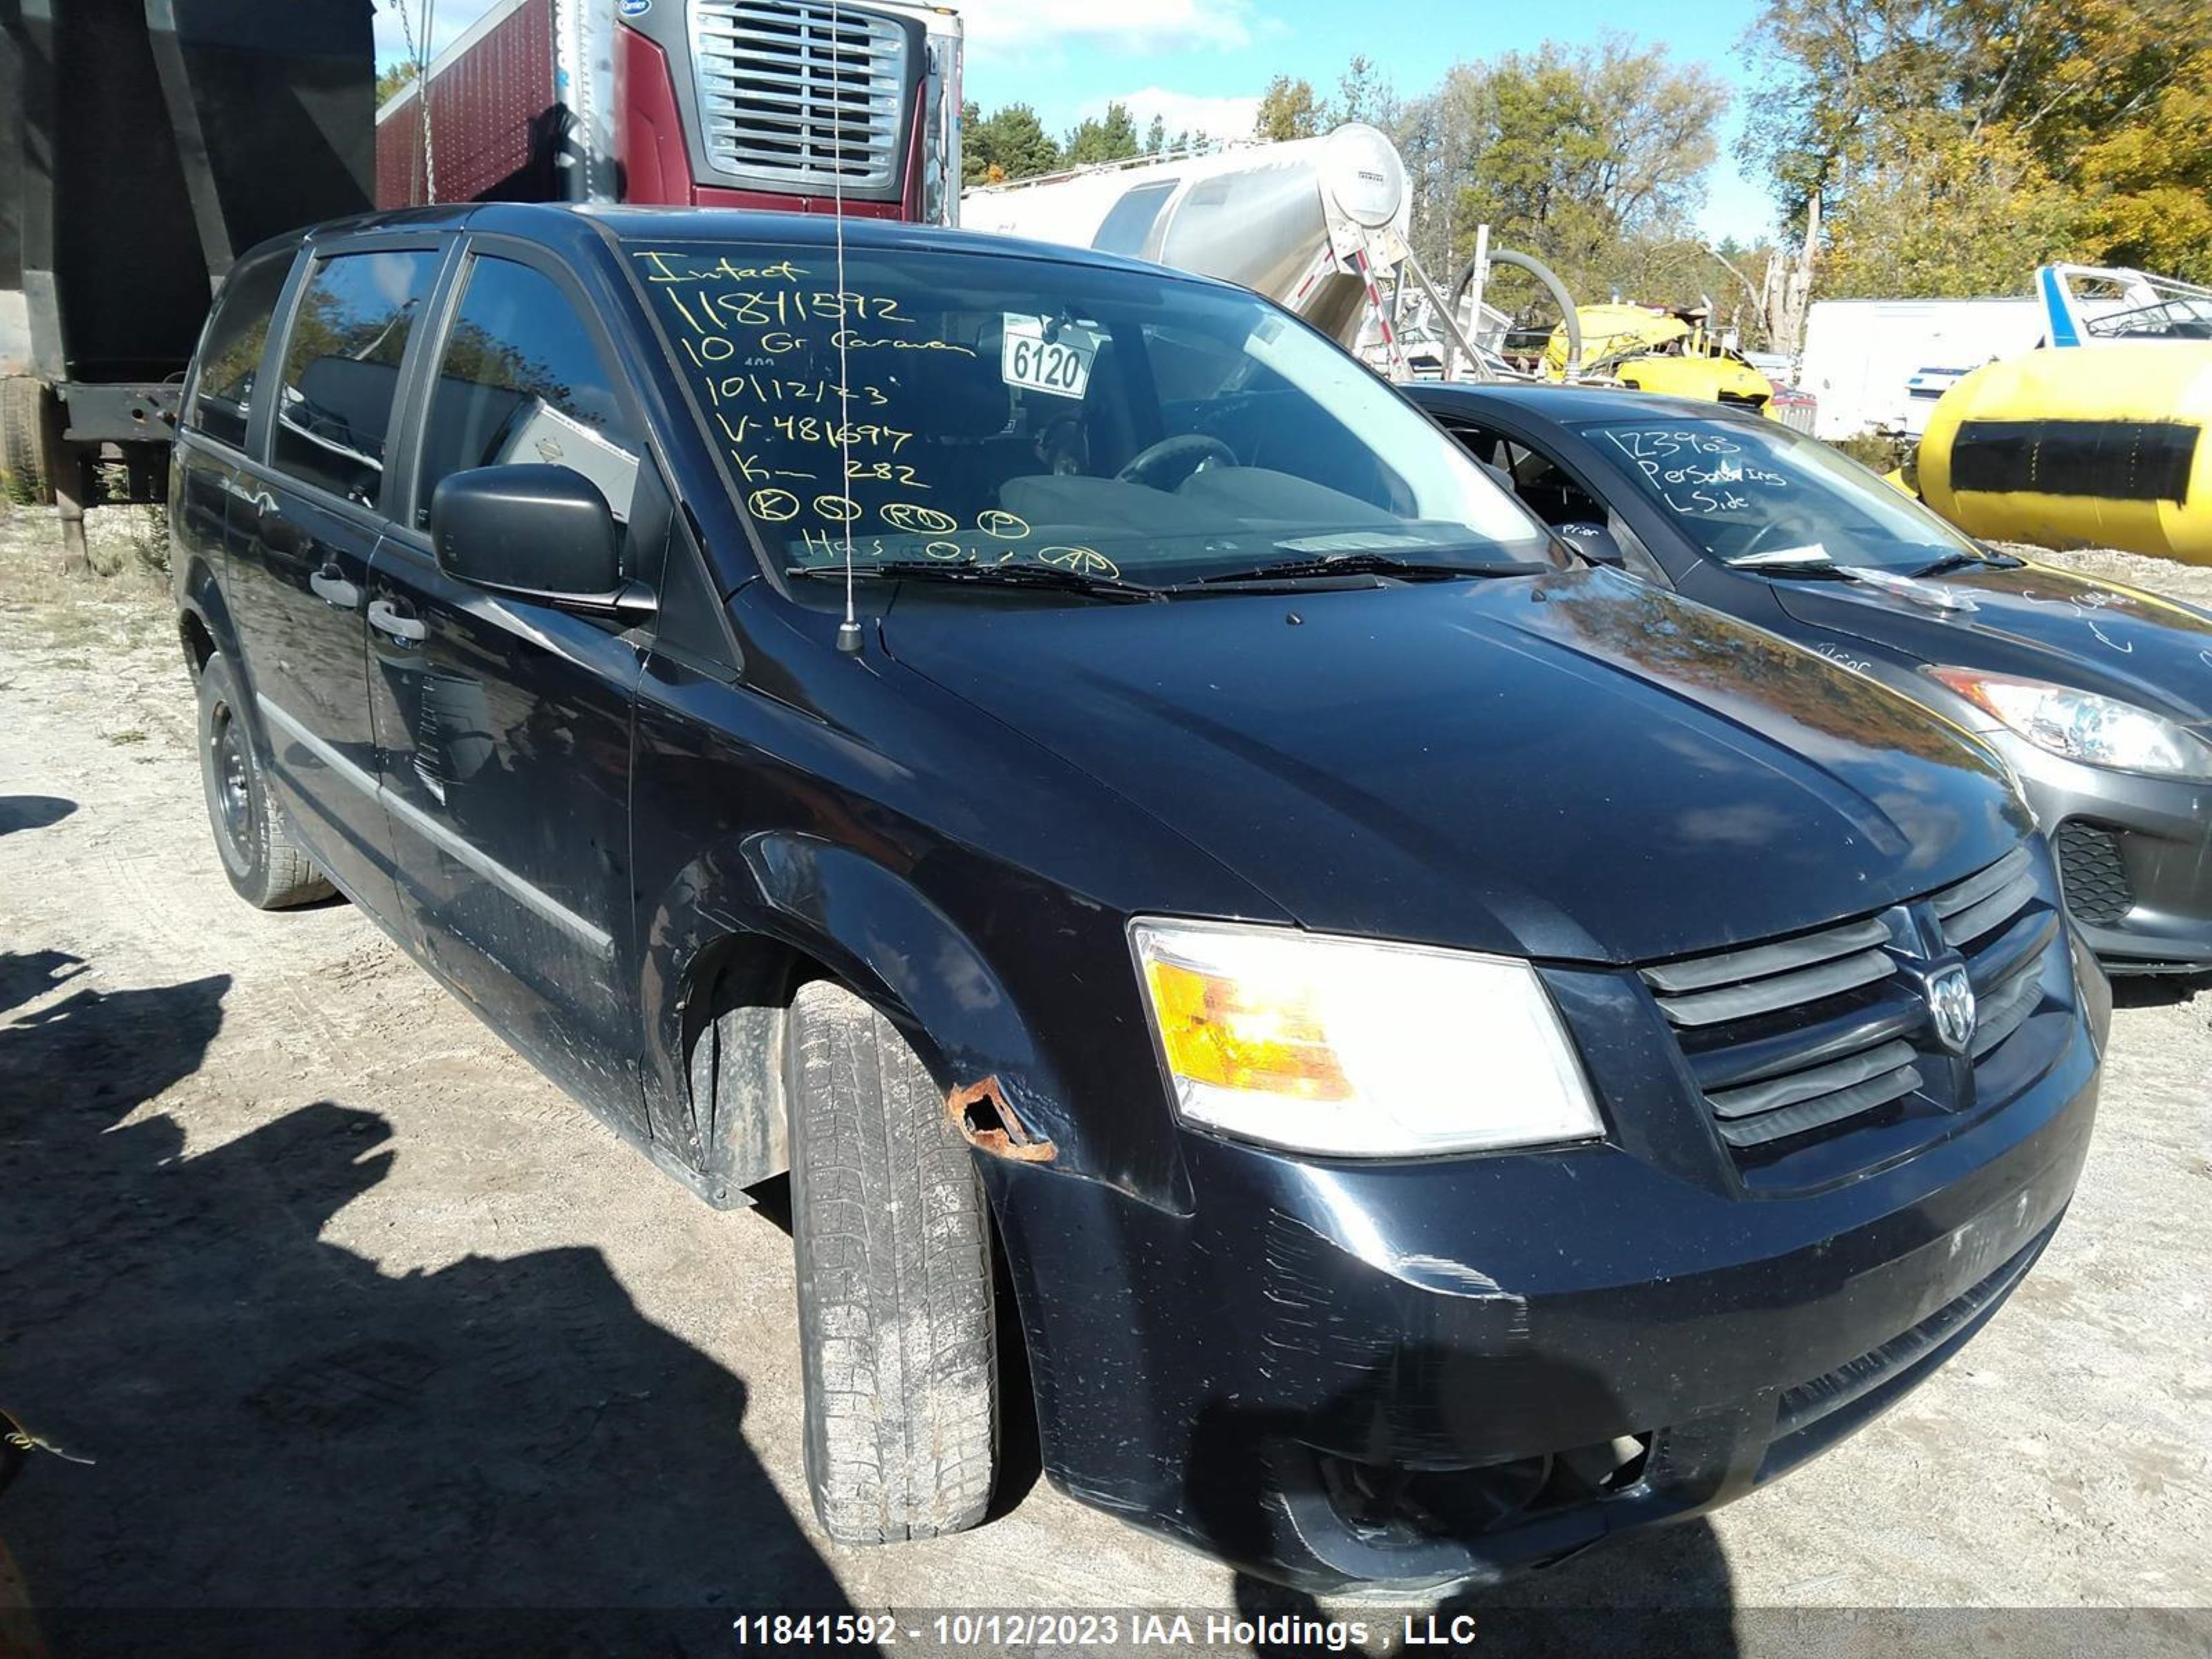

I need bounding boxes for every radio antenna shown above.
[830,0,862,655]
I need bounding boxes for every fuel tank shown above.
[1917,341,2212,564]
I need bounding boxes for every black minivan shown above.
[171,204,2103,1593]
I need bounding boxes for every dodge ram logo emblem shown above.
[1929,965,1978,1056]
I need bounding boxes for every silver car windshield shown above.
[625,239,1550,587]
[1584,417,1989,574]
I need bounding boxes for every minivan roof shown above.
[256,200,1245,292]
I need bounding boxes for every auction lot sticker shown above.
[1002,315,1095,398]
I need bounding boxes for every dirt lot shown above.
[0,505,2206,1657]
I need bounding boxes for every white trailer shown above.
[1800,268,2212,441]
[1799,297,2044,440]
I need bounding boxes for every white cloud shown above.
[372,0,498,68]
[1082,86,1259,143]
[376,0,1253,71]
[958,0,1253,64]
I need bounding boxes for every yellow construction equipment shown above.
[1542,304,1777,411]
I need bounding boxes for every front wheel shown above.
[786,980,998,1542]
[195,652,333,910]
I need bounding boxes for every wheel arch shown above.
[644,829,1069,1202]
[176,559,238,686]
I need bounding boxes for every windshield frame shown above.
[1568,410,1991,575]
[617,234,1554,601]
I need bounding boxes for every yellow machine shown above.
[1916,342,2212,565]
[1542,304,1777,411]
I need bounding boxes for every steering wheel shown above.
[1117,433,1237,492]
[1733,518,1786,559]
[1734,513,1824,562]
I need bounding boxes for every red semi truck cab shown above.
[376,0,963,223]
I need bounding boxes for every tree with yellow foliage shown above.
[1740,0,2212,295]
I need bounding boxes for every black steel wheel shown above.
[195,652,332,909]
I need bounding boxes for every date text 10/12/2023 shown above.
[729,1612,1490,1652]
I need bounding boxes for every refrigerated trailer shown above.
[1,0,373,558]
[375,0,963,224]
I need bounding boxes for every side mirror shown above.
[1555,521,1626,567]
[430,465,626,607]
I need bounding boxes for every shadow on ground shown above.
[1199,1390,1740,1659]
[2109,971,2208,1011]
[0,798,75,838]
[0,952,858,1657]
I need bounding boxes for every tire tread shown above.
[788,981,996,1543]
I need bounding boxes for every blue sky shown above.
[373,0,1779,240]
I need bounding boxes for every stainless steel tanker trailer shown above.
[962,124,1417,354]
[962,124,1577,382]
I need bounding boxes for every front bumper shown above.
[2009,740,2212,975]
[984,990,2098,1594]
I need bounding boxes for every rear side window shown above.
[186,250,292,449]
[413,255,639,532]
[270,249,442,507]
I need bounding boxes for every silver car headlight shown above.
[1926,667,2212,782]
[1130,919,1602,1157]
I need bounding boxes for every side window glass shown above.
[1445,421,1511,479]
[1503,440,1604,527]
[1143,321,1253,406]
[270,249,441,506]
[413,256,639,535]
[1092,182,1176,257]
[186,251,292,449]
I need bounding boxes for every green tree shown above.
[1143,114,1168,155]
[1336,55,1396,129]
[374,60,418,106]
[1418,39,1728,308]
[1065,102,1142,167]
[1253,75,1331,142]
[964,102,1063,185]
[1737,0,2212,293]
[1821,112,2079,296]
[2076,48,2212,282]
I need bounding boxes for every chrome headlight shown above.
[1926,668,2212,782]
[1130,919,1602,1157]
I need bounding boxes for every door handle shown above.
[308,564,359,610]
[368,597,428,644]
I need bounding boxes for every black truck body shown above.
[0,0,372,557]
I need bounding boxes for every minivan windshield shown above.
[624,239,1551,588]
[1580,415,1993,575]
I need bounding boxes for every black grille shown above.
[2054,821,2133,926]
[1642,846,2057,1163]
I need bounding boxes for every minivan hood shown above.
[1772,560,2212,722]
[883,569,2027,964]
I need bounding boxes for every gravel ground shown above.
[0,505,2206,1658]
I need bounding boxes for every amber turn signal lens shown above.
[1143,957,1353,1101]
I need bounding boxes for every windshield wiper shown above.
[1743,561,1862,581]
[1195,551,1550,587]
[1909,549,2024,576]
[786,559,1163,603]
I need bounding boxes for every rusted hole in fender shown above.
[948,1076,1056,1162]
